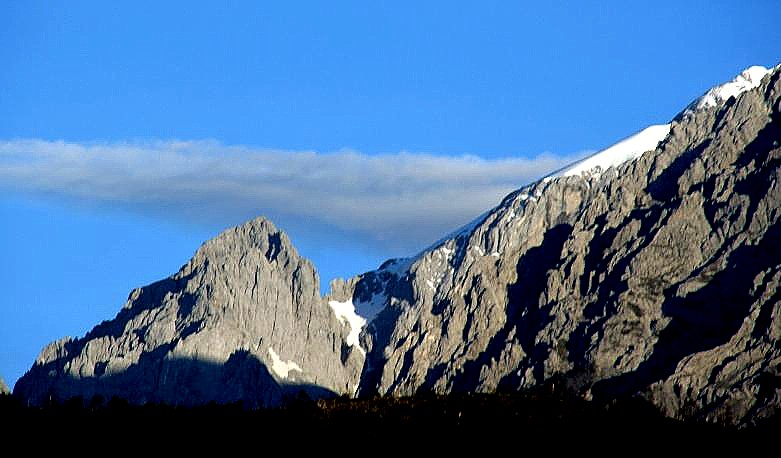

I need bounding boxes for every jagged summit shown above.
[544,65,774,182]
[15,215,364,407]
[681,65,772,117]
[350,62,781,425]
[15,63,781,426]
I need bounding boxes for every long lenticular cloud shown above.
[0,139,583,252]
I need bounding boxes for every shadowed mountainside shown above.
[338,65,781,426]
[13,65,781,427]
[14,218,362,407]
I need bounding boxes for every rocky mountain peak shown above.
[352,63,781,425]
[194,216,295,264]
[14,63,781,426]
[15,216,363,407]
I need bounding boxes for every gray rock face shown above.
[15,65,781,426]
[0,377,9,395]
[352,66,781,425]
[15,218,364,407]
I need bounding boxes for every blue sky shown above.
[1,1,779,388]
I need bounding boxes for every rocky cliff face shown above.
[14,218,364,407]
[15,64,781,426]
[348,65,781,425]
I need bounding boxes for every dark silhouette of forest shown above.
[2,381,777,444]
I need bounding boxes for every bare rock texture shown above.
[14,218,364,407]
[353,66,781,425]
[15,65,781,426]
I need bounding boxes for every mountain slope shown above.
[342,65,781,425]
[15,218,364,406]
[14,64,781,426]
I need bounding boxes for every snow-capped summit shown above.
[681,65,771,116]
[544,64,772,181]
[15,61,781,427]
[354,62,781,426]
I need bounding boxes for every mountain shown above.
[15,63,781,425]
[334,63,781,425]
[14,219,363,407]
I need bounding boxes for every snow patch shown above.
[267,347,302,379]
[546,124,671,179]
[328,299,367,354]
[683,65,770,115]
[541,67,770,183]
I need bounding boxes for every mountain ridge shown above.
[14,63,781,426]
[15,217,363,407]
[348,63,781,425]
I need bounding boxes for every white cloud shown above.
[0,139,583,253]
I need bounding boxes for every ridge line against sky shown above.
[2,0,780,389]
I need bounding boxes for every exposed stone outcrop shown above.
[352,66,781,426]
[14,218,364,407]
[15,64,781,427]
